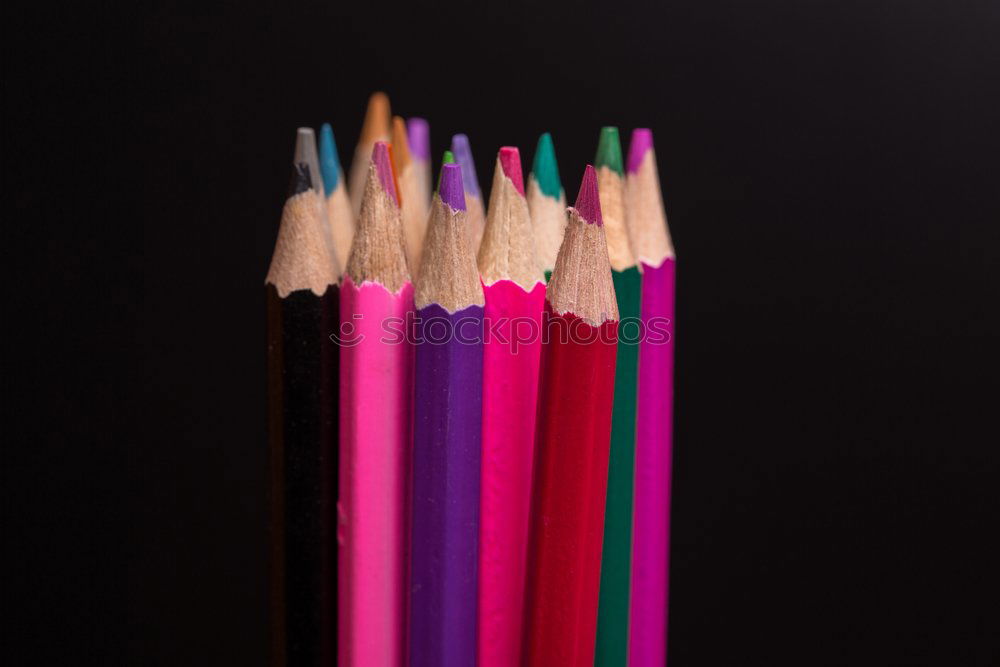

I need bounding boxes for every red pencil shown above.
[522,165,619,667]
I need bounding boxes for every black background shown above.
[6,0,999,664]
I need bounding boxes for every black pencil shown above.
[265,155,340,666]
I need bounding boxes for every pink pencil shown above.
[626,129,677,666]
[338,142,414,667]
[477,147,546,667]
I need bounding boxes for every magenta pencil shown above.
[338,141,413,667]
[626,129,677,667]
[476,147,546,667]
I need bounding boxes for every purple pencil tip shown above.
[406,118,430,161]
[627,128,654,174]
[372,141,398,206]
[574,165,603,226]
[450,133,481,199]
[438,163,466,211]
[498,146,524,197]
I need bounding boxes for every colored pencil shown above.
[295,127,339,271]
[406,116,432,208]
[266,160,339,667]
[595,126,642,666]
[435,149,456,192]
[523,165,619,667]
[410,162,485,667]
[392,116,429,275]
[526,132,567,279]
[338,141,413,667]
[476,147,546,667]
[348,92,391,217]
[627,129,677,667]
[320,123,355,272]
[451,133,487,252]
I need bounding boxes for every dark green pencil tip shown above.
[595,126,624,175]
[531,132,562,199]
[435,150,456,192]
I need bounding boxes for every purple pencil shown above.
[406,117,432,206]
[410,161,485,667]
[450,133,487,253]
[626,129,677,666]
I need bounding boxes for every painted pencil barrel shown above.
[266,285,339,667]
[478,280,546,667]
[338,278,413,667]
[596,267,642,666]
[523,310,618,667]
[629,258,676,666]
[410,305,484,667]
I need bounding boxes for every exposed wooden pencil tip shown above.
[391,116,412,169]
[573,165,603,226]
[372,142,399,207]
[288,162,312,196]
[438,163,466,211]
[498,146,525,197]
[627,128,654,174]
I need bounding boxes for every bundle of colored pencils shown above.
[265,92,677,667]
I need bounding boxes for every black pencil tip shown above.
[289,162,312,196]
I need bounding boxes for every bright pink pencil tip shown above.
[371,141,398,206]
[574,165,603,226]
[627,128,654,174]
[498,146,524,197]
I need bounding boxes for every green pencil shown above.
[594,126,642,667]
[526,132,566,281]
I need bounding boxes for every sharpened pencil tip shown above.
[289,162,312,197]
[450,134,481,199]
[498,147,525,197]
[319,123,341,194]
[595,126,624,176]
[438,163,466,211]
[435,150,456,193]
[362,92,392,142]
[294,127,323,195]
[531,132,562,199]
[574,165,603,226]
[407,117,430,161]
[372,142,399,206]
[627,128,654,174]
[391,116,412,169]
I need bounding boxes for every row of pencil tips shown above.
[266,91,677,666]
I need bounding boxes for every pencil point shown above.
[451,134,481,199]
[435,150,456,193]
[294,127,324,195]
[289,162,312,197]
[391,116,412,169]
[595,126,624,176]
[627,128,654,174]
[531,132,562,199]
[574,165,603,226]
[438,163,466,211]
[407,117,430,161]
[372,142,399,206]
[319,123,341,194]
[498,147,525,197]
[362,92,392,142]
